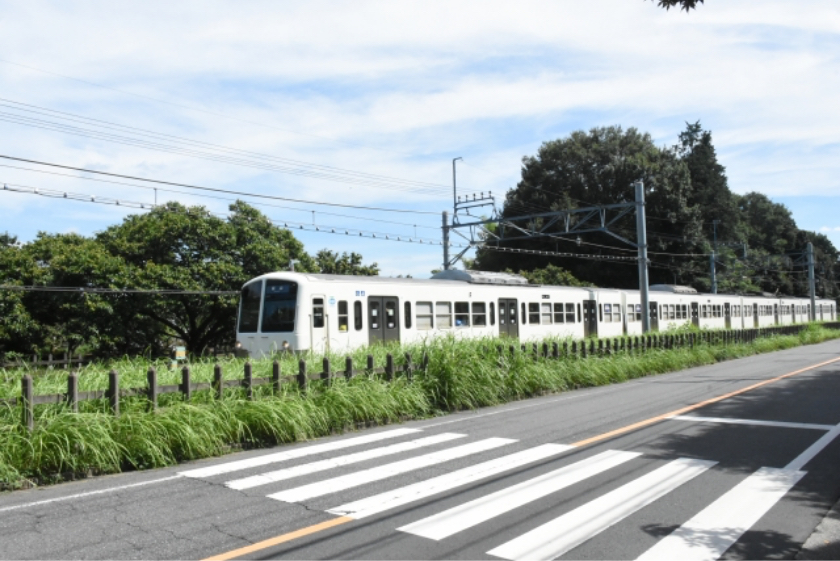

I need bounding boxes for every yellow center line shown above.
[203,354,840,560]
[203,516,353,561]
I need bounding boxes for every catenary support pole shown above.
[442,211,450,270]
[807,242,816,321]
[635,180,651,333]
[710,251,717,295]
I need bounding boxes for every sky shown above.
[0,0,838,279]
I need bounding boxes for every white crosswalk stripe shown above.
[226,432,466,491]
[179,427,421,479]
[636,467,806,561]
[487,458,717,561]
[267,437,517,503]
[328,443,574,520]
[398,449,640,540]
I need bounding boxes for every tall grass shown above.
[1,325,838,489]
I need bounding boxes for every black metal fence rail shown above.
[2,324,828,431]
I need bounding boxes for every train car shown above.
[235,270,837,357]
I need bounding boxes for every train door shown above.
[649,301,659,332]
[774,304,779,325]
[691,302,700,328]
[497,298,519,339]
[583,300,598,337]
[753,303,759,328]
[367,296,400,345]
[724,303,731,329]
[310,294,328,352]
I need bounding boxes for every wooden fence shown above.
[1,324,827,431]
[0,353,92,371]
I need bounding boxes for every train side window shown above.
[338,301,348,332]
[566,303,576,323]
[612,303,622,322]
[385,301,397,329]
[603,304,611,323]
[472,302,487,326]
[490,302,495,326]
[354,301,363,330]
[313,298,325,328]
[528,303,540,324]
[369,301,380,329]
[553,303,565,323]
[404,301,412,329]
[521,303,527,324]
[436,302,452,329]
[455,302,470,327]
[416,301,433,330]
[627,305,635,322]
[541,303,552,324]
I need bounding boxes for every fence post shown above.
[581,341,588,359]
[67,371,79,413]
[385,354,394,382]
[345,356,354,381]
[422,352,429,372]
[542,343,549,359]
[272,360,281,394]
[178,365,190,402]
[404,352,413,381]
[552,342,559,359]
[322,358,331,383]
[21,374,34,431]
[108,370,120,417]
[214,364,223,400]
[146,367,157,412]
[243,362,253,400]
[367,354,374,374]
[590,340,596,356]
[298,360,307,391]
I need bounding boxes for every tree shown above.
[96,201,315,354]
[475,126,704,288]
[652,0,704,11]
[516,264,591,287]
[314,250,379,276]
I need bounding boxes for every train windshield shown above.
[261,280,298,332]
[238,280,263,333]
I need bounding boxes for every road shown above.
[2,339,840,560]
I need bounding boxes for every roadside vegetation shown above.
[1,324,839,490]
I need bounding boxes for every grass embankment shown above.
[1,325,838,489]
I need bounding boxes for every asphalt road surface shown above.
[2,339,840,560]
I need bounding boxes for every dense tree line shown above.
[0,201,377,358]
[475,124,839,301]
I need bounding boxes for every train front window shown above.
[261,280,298,332]
[238,280,263,333]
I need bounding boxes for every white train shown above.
[235,270,837,357]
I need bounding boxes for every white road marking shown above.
[0,475,183,513]
[637,467,806,561]
[179,428,421,479]
[785,423,840,470]
[267,437,516,503]
[398,449,640,541]
[225,433,466,490]
[328,443,573,520]
[487,457,716,561]
[668,415,834,431]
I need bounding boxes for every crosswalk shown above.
[179,427,807,560]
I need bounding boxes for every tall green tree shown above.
[475,126,704,288]
[314,250,379,275]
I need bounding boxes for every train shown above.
[234,269,837,357]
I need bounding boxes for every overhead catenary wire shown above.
[0,285,237,295]
[0,164,440,230]
[0,155,439,215]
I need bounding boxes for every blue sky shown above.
[0,0,838,278]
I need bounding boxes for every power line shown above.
[0,163,440,230]
[0,285,237,295]
[0,155,439,215]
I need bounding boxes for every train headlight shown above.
[282,340,290,350]
[235,340,242,349]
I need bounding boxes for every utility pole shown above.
[807,241,816,321]
[442,211,450,271]
[452,157,462,213]
[635,181,651,333]
[711,219,720,294]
